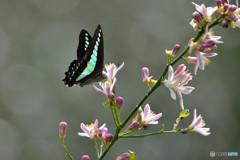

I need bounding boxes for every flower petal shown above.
[169,88,176,100]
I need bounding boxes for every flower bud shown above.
[182,129,188,134]
[105,133,113,145]
[108,92,115,101]
[141,67,152,83]
[204,45,217,52]
[172,44,181,56]
[197,41,215,51]
[220,12,225,18]
[221,0,228,4]
[224,4,229,11]
[222,19,229,28]
[192,11,203,24]
[116,96,124,110]
[142,125,148,130]
[228,5,237,14]
[215,0,222,7]
[59,122,67,139]
[81,155,90,160]
[117,153,131,160]
[229,14,238,22]
[128,121,140,130]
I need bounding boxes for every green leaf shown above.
[128,150,137,160]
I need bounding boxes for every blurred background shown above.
[0,0,240,159]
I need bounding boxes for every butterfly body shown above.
[63,25,106,87]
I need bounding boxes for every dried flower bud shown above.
[128,121,140,130]
[81,155,90,160]
[182,129,188,134]
[59,122,67,139]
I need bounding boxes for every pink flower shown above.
[164,64,195,110]
[116,153,130,160]
[140,104,162,126]
[93,78,117,98]
[186,52,217,75]
[78,119,107,140]
[103,62,124,81]
[188,109,211,136]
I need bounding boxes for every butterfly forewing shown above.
[77,30,92,60]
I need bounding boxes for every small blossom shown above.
[141,67,152,84]
[128,121,140,130]
[190,2,217,28]
[103,62,124,81]
[188,109,211,136]
[116,153,131,160]
[140,104,162,126]
[186,52,217,75]
[93,78,117,97]
[116,96,124,110]
[201,26,223,44]
[105,133,113,145]
[165,44,181,57]
[59,122,67,139]
[164,64,195,110]
[81,155,90,160]
[78,119,106,140]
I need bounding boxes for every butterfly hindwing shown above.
[63,25,105,87]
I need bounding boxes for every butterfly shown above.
[63,25,106,87]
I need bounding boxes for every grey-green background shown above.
[0,0,240,159]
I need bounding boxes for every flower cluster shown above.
[215,0,240,28]
[93,63,124,99]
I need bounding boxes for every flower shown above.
[141,67,152,84]
[201,26,223,44]
[93,78,117,98]
[192,2,217,20]
[186,52,218,75]
[140,104,162,126]
[103,62,124,81]
[188,109,211,136]
[190,2,217,29]
[78,119,106,140]
[164,64,195,110]
[116,153,131,160]
[59,122,67,139]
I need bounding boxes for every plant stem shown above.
[119,130,179,138]
[110,107,118,126]
[61,138,74,160]
[95,140,100,158]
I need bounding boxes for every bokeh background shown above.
[0,0,240,159]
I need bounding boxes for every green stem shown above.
[99,18,221,160]
[119,130,179,138]
[95,140,100,158]
[113,104,121,125]
[61,138,74,160]
[110,107,118,127]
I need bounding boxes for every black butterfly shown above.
[63,25,106,87]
